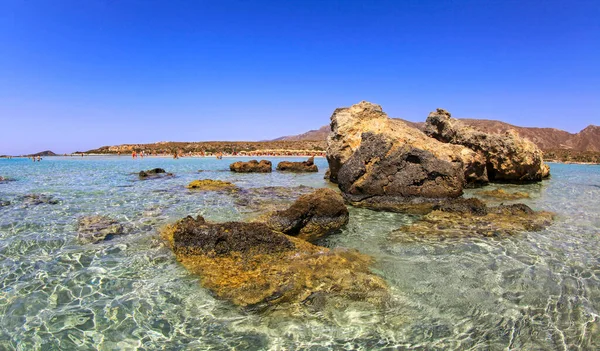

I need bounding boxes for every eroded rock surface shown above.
[424,108,550,182]
[230,160,272,173]
[326,101,487,186]
[276,157,319,172]
[77,215,124,244]
[262,188,349,242]
[162,216,388,307]
[187,179,237,191]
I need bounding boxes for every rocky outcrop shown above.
[325,101,492,212]
[138,168,174,179]
[326,101,487,187]
[229,160,272,173]
[276,157,319,172]
[187,179,237,191]
[162,216,387,307]
[77,216,124,244]
[393,198,553,237]
[424,109,550,181]
[262,188,349,242]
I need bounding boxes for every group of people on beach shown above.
[28,156,42,162]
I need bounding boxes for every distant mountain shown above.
[275,120,600,152]
[27,150,58,157]
[273,125,330,141]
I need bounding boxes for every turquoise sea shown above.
[0,157,599,350]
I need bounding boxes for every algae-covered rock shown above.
[162,216,388,307]
[276,157,319,172]
[138,168,174,179]
[230,160,272,173]
[262,188,349,242]
[394,201,553,237]
[77,215,124,244]
[478,188,530,200]
[187,179,237,191]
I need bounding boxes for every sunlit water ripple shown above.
[0,157,598,350]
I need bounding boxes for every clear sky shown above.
[1,0,598,155]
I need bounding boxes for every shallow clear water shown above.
[0,157,599,350]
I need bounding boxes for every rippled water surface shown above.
[0,157,599,350]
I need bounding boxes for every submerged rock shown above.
[230,160,272,173]
[0,176,11,183]
[232,185,317,214]
[187,179,237,191]
[162,216,388,307]
[262,188,349,242]
[138,168,174,179]
[0,199,10,207]
[276,157,319,172]
[20,194,59,206]
[424,108,550,182]
[478,188,530,200]
[77,215,124,244]
[394,200,553,237]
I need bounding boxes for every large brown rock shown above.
[327,101,488,186]
[161,216,387,307]
[276,157,319,172]
[326,101,488,212]
[229,160,272,173]
[424,108,550,181]
[262,188,349,242]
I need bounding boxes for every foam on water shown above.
[0,158,599,350]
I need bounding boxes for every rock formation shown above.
[187,179,237,191]
[393,198,554,237]
[161,216,387,307]
[276,157,319,172]
[326,101,487,212]
[229,160,272,173]
[138,168,174,179]
[262,188,349,242]
[77,215,124,244]
[424,108,550,181]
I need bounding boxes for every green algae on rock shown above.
[162,216,388,307]
[262,188,349,242]
[186,179,237,191]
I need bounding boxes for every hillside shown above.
[28,150,58,157]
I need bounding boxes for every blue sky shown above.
[1,0,599,155]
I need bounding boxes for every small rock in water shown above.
[276,157,318,172]
[229,160,272,173]
[21,194,59,205]
[138,168,173,179]
[0,199,10,207]
[77,215,124,244]
[262,188,349,242]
